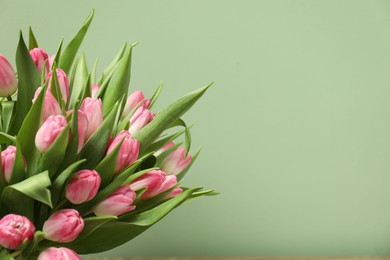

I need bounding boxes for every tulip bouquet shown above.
[0,11,214,260]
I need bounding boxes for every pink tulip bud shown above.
[106,130,139,173]
[79,97,103,140]
[42,209,84,243]
[0,214,35,249]
[38,247,80,260]
[121,90,146,119]
[35,115,67,153]
[66,170,101,204]
[46,68,70,103]
[47,54,56,69]
[77,110,89,152]
[29,48,50,74]
[160,146,192,176]
[165,187,183,199]
[154,141,174,156]
[0,54,17,97]
[129,106,153,136]
[33,87,62,122]
[129,170,165,199]
[91,83,100,97]
[154,174,177,196]
[1,145,17,183]
[92,185,136,216]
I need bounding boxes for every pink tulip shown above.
[38,247,80,260]
[46,68,70,103]
[77,110,89,152]
[35,115,67,153]
[129,106,153,135]
[79,97,103,140]
[106,130,139,173]
[0,214,35,249]
[0,54,17,97]
[66,170,101,204]
[121,90,147,119]
[153,175,177,196]
[160,146,192,176]
[129,170,165,199]
[47,54,56,69]
[92,185,136,216]
[42,209,84,243]
[1,145,17,183]
[29,48,50,74]
[91,83,100,97]
[33,87,62,122]
[154,141,174,156]
[165,187,183,199]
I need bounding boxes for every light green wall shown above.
[2,0,390,257]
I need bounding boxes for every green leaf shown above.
[141,128,186,156]
[1,101,15,133]
[72,216,117,241]
[69,54,89,108]
[9,140,26,185]
[37,125,70,178]
[76,74,92,103]
[29,26,38,50]
[16,84,45,176]
[102,45,132,113]
[98,42,127,85]
[52,37,64,69]
[59,10,94,74]
[148,82,163,109]
[155,142,183,165]
[49,64,66,110]
[134,83,213,151]
[21,231,45,260]
[9,32,41,135]
[77,101,119,169]
[0,132,15,144]
[168,118,191,156]
[91,58,99,84]
[0,248,14,260]
[51,159,86,206]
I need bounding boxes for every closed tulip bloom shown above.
[33,87,62,122]
[29,48,50,74]
[129,106,153,136]
[91,83,100,97]
[106,130,139,173]
[46,68,70,103]
[77,110,89,152]
[66,170,101,204]
[165,187,183,199]
[1,145,17,183]
[79,97,103,140]
[43,209,84,243]
[0,214,35,249]
[38,247,80,260]
[153,175,178,197]
[0,54,17,97]
[92,185,136,216]
[160,146,192,176]
[154,141,174,156]
[129,170,165,199]
[35,115,67,153]
[121,90,146,119]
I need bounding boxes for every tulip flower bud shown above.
[91,83,100,97]
[43,209,84,243]
[35,115,67,153]
[154,141,174,156]
[160,146,192,176]
[129,106,153,136]
[29,48,50,74]
[66,170,101,204]
[79,97,103,140]
[0,54,17,97]
[121,90,146,119]
[46,68,70,103]
[0,214,35,249]
[106,130,139,173]
[33,87,62,122]
[129,170,165,199]
[92,185,136,216]
[38,247,80,260]
[1,145,16,183]
[165,187,183,199]
[47,54,56,69]
[77,110,89,152]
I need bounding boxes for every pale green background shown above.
[2,0,390,257]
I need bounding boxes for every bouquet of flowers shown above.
[0,11,215,259]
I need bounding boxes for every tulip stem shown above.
[11,250,22,258]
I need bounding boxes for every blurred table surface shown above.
[84,257,390,260]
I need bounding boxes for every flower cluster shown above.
[0,11,213,260]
